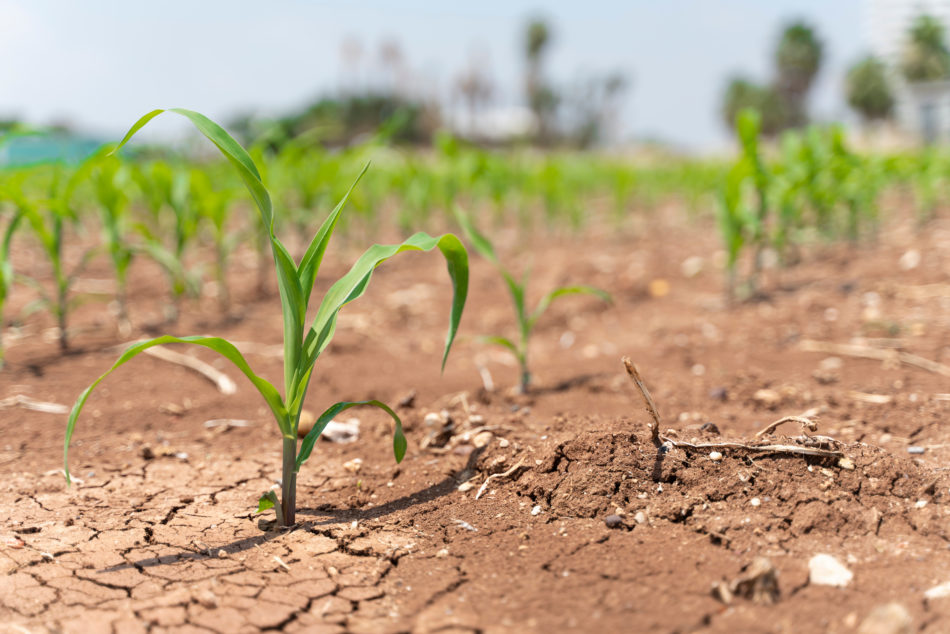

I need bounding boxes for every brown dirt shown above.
[4,208,950,632]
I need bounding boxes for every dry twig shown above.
[0,394,68,414]
[142,345,237,394]
[622,357,662,446]
[756,416,818,438]
[621,357,845,460]
[800,339,950,378]
[475,459,526,500]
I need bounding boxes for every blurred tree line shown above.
[725,13,950,137]
[231,16,628,151]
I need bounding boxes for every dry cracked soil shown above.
[3,207,950,633]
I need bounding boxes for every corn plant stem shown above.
[255,229,269,297]
[215,246,230,314]
[751,188,767,293]
[280,436,297,526]
[518,336,531,394]
[55,267,69,352]
[519,365,531,394]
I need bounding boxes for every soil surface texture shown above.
[3,210,950,633]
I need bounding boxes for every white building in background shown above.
[867,0,950,142]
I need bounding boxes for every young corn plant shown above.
[190,168,237,315]
[716,159,752,302]
[132,161,202,323]
[0,196,25,368]
[64,109,469,527]
[735,110,770,292]
[14,169,91,352]
[89,153,136,334]
[455,208,609,393]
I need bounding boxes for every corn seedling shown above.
[14,169,92,351]
[735,110,770,291]
[190,168,237,314]
[132,161,201,323]
[87,152,136,333]
[64,109,469,527]
[0,198,24,368]
[455,208,609,393]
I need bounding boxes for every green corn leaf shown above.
[528,285,611,331]
[113,109,273,231]
[296,399,404,472]
[297,164,369,307]
[454,207,525,322]
[109,108,307,395]
[0,210,25,304]
[503,270,527,326]
[477,334,520,357]
[64,335,287,484]
[257,490,280,515]
[453,206,499,265]
[305,232,469,373]
[139,241,185,281]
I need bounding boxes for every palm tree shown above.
[901,15,950,82]
[774,21,824,127]
[524,17,556,143]
[846,56,895,122]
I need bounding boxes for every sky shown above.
[0,0,867,151]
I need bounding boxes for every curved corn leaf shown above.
[64,335,287,484]
[477,334,520,357]
[454,207,525,322]
[296,399,404,472]
[528,285,612,330]
[109,108,309,395]
[453,206,499,265]
[113,109,273,231]
[305,232,469,373]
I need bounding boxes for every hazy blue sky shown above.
[0,0,865,151]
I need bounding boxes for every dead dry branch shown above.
[622,357,846,460]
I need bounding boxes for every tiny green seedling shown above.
[13,167,94,352]
[64,109,469,527]
[0,198,24,367]
[455,208,610,393]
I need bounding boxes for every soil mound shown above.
[517,430,949,549]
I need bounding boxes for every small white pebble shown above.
[899,249,921,271]
[435,548,449,558]
[916,499,929,509]
[809,554,853,587]
[499,438,510,448]
[750,497,761,507]
[709,451,723,461]
[531,505,542,516]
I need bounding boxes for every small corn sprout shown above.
[0,199,24,367]
[13,168,92,352]
[455,208,609,393]
[89,152,136,333]
[65,109,469,527]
